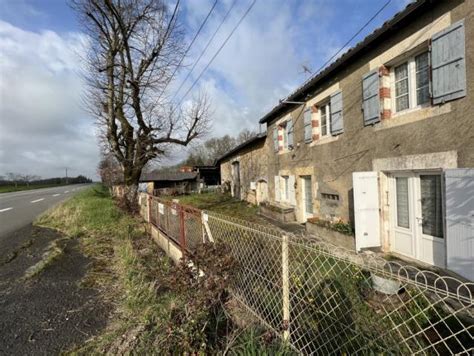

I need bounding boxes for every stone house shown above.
[221,0,474,280]
[217,133,268,205]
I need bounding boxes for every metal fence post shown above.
[282,234,290,342]
[179,205,186,253]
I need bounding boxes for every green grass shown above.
[0,183,72,193]
[36,185,181,353]
[36,185,285,354]
[165,192,264,222]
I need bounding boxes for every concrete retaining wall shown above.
[306,222,356,251]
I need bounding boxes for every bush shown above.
[307,217,354,236]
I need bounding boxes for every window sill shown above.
[310,135,339,147]
[375,103,451,131]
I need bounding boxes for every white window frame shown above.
[319,102,331,137]
[390,50,431,114]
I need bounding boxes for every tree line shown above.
[0,173,92,187]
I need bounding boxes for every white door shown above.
[391,172,445,267]
[353,172,381,251]
[256,180,268,205]
[301,176,313,219]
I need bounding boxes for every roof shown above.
[259,0,429,124]
[140,171,198,182]
[215,133,267,164]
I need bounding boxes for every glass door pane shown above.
[396,177,410,228]
[420,175,444,238]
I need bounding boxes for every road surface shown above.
[0,184,91,241]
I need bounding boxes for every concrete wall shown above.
[220,138,269,204]
[265,0,473,225]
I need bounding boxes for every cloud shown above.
[172,0,345,144]
[0,21,99,179]
[163,0,405,163]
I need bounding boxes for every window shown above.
[392,51,430,113]
[420,175,443,238]
[282,176,289,201]
[319,103,330,137]
[415,52,430,105]
[396,177,410,229]
[273,127,278,152]
[281,118,294,150]
[395,63,409,111]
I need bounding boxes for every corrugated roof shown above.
[140,171,198,182]
[259,0,428,124]
[215,133,267,164]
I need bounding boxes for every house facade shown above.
[222,0,473,280]
[217,134,268,205]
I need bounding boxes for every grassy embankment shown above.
[0,183,71,193]
[163,191,268,223]
[36,185,293,355]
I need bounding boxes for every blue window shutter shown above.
[273,127,278,151]
[303,109,312,142]
[287,119,294,147]
[431,19,466,104]
[330,90,343,135]
[362,69,380,125]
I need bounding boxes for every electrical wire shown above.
[176,0,257,107]
[170,0,239,102]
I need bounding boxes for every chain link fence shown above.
[140,194,474,355]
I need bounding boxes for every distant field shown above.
[0,183,70,194]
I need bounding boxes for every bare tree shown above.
[98,152,123,190]
[236,129,257,144]
[6,172,21,188]
[72,0,211,208]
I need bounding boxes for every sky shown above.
[0,0,411,180]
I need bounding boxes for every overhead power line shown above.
[171,0,239,102]
[176,0,258,107]
[156,0,219,103]
[312,0,392,78]
[288,0,392,129]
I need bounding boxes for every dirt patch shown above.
[0,224,109,355]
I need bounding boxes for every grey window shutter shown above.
[287,119,294,147]
[362,69,380,125]
[431,19,466,104]
[273,127,278,151]
[303,109,312,142]
[330,90,343,135]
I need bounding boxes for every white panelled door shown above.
[391,172,445,267]
[301,176,313,219]
[353,172,381,251]
[445,169,474,281]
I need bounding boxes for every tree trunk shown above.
[118,165,142,213]
[121,183,139,213]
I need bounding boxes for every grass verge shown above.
[36,185,290,354]
[164,192,266,223]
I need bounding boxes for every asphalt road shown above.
[0,184,91,241]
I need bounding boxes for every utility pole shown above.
[65,167,68,185]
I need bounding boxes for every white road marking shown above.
[31,198,44,203]
[0,207,13,212]
[53,194,60,197]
